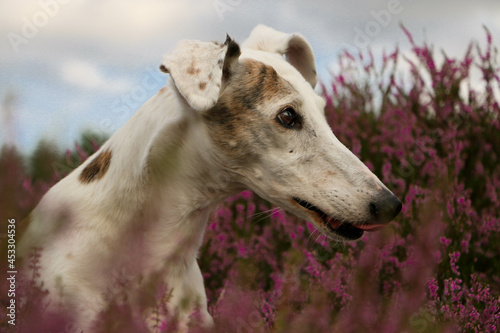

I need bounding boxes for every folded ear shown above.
[242,24,317,88]
[160,36,241,111]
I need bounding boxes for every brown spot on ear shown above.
[187,62,201,76]
[325,170,337,177]
[199,82,207,90]
[159,64,169,73]
[79,149,112,183]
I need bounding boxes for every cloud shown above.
[1,0,499,152]
[0,0,213,51]
[60,59,131,93]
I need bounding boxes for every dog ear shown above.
[160,36,241,111]
[242,24,317,88]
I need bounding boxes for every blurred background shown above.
[1,0,499,152]
[1,1,500,332]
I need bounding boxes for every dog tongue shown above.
[325,219,387,232]
[355,224,386,231]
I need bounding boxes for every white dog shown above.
[19,25,401,331]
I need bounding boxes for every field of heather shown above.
[1,28,499,332]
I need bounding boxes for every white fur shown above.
[242,24,317,88]
[161,39,227,111]
[19,25,400,332]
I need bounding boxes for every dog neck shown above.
[103,82,242,272]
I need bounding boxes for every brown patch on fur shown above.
[203,59,294,164]
[79,149,112,183]
[159,64,168,73]
[236,59,293,103]
[199,82,207,90]
[187,62,201,76]
[159,86,167,94]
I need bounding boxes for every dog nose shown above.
[369,191,402,224]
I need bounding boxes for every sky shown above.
[0,0,499,153]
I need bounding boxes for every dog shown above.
[19,25,402,332]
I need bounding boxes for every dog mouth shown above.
[292,198,384,240]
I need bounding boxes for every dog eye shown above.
[276,107,302,130]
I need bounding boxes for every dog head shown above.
[160,25,401,241]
